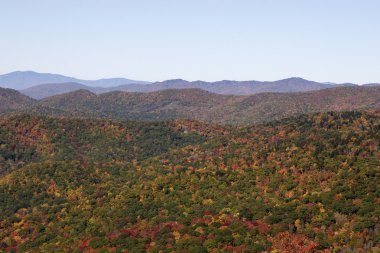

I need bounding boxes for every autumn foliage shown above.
[0,110,379,252]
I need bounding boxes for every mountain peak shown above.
[41,89,96,101]
[280,77,310,82]
[163,79,188,83]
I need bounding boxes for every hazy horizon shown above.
[1,70,378,85]
[1,0,379,83]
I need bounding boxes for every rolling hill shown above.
[1,86,380,124]
[21,82,93,99]
[0,87,35,113]
[24,86,380,125]
[364,83,380,87]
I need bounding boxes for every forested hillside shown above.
[0,87,35,113]
[0,115,206,175]
[0,111,379,252]
[2,86,379,125]
[34,86,380,124]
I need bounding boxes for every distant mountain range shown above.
[0,71,150,90]
[1,71,379,99]
[2,86,379,125]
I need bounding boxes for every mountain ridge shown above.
[3,86,380,125]
[16,76,364,99]
[2,71,379,98]
[0,71,150,90]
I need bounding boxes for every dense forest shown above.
[0,110,379,252]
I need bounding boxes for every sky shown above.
[0,0,379,83]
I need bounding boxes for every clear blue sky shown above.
[1,0,379,83]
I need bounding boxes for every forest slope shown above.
[0,111,379,252]
[2,86,380,125]
[0,87,35,113]
[32,86,380,124]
